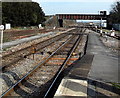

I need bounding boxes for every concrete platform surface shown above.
[54,31,120,97]
[87,32,119,83]
[54,78,87,97]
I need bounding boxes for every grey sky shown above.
[32,0,117,15]
[33,0,116,2]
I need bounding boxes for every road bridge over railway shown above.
[56,13,109,27]
[56,14,108,20]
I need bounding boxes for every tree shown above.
[109,1,120,24]
[2,2,45,27]
[0,1,2,24]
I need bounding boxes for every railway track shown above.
[0,29,76,95]
[105,34,120,40]
[1,29,78,70]
[1,29,84,97]
[1,33,73,95]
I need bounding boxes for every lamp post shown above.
[0,25,4,52]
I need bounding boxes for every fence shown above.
[113,24,120,31]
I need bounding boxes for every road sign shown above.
[0,25,4,30]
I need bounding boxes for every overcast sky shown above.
[33,0,116,2]
[32,0,118,15]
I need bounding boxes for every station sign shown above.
[5,23,11,30]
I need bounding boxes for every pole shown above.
[100,17,102,36]
[101,17,102,29]
[0,30,3,52]
[0,25,4,52]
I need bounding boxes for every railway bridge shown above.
[56,13,109,27]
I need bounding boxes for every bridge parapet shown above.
[56,14,109,20]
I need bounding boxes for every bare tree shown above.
[109,1,120,24]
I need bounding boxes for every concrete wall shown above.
[44,16,59,28]
[113,24,120,31]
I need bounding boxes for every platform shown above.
[54,31,120,97]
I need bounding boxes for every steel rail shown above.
[2,33,67,58]
[1,35,74,97]
[2,28,76,58]
[2,29,75,58]
[1,33,70,70]
[44,35,81,98]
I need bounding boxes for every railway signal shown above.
[100,11,107,16]
[99,11,107,36]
